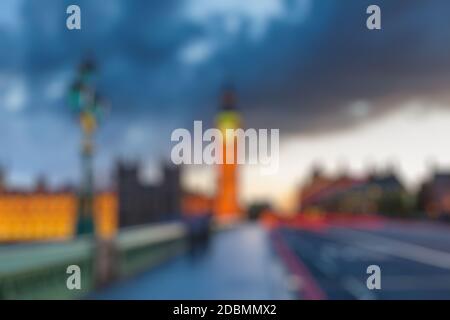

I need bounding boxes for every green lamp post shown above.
[69,59,106,236]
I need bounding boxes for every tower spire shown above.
[221,84,237,111]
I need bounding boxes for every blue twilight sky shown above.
[1,0,450,204]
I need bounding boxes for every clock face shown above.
[217,111,241,131]
[1,0,450,303]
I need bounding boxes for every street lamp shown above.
[69,59,106,236]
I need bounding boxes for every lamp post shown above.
[69,59,105,236]
[69,59,117,287]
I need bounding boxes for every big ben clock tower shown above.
[214,86,242,222]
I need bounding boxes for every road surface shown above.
[277,219,450,299]
[93,219,450,300]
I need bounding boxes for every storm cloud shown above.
[1,0,450,186]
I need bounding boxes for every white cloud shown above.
[1,78,27,113]
[246,102,450,208]
[45,71,70,100]
[125,125,148,147]
[179,39,214,65]
[0,0,23,30]
[185,0,311,40]
[348,100,371,119]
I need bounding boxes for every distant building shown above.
[418,172,450,219]
[34,175,48,193]
[0,167,5,192]
[117,161,182,228]
[299,167,364,214]
[299,167,412,216]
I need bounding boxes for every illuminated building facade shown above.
[214,87,242,222]
[0,161,185,242]
[0,190,117,242]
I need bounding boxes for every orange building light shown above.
[0,191,117,242]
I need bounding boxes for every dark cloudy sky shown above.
[1,0,450,202]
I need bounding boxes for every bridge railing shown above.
[0,222,188,300]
